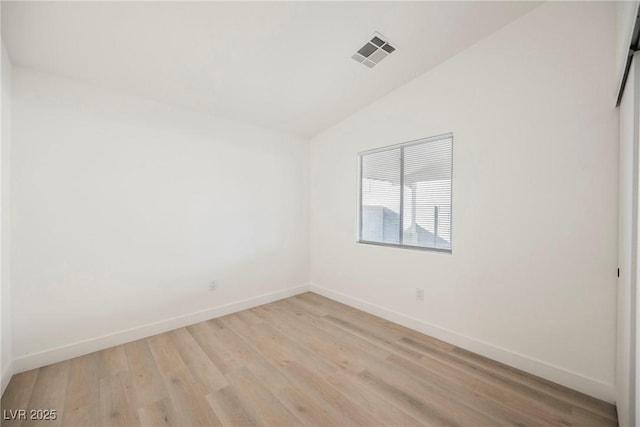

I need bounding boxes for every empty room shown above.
[0,1,638,426]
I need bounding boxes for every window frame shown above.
[357,133,453,253]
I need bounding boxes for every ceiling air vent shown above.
[351,33,396,68]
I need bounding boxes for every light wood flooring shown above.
[1,292,617,426]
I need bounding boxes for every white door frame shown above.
[618,51,639,427]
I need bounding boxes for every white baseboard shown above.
[11,282,616,403]
[309,284,616,403]
[1,361,12,396]
[13,284,309,374]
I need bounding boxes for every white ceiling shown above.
[1,1,540,138]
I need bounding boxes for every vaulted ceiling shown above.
[2,1,540,137]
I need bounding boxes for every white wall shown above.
[615,6,639,425]
[1,42,12,394]
[11,68,309,371]
[309,2,618,402]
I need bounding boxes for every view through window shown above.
[359,134,453,251]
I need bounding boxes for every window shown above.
[358,133,453,252]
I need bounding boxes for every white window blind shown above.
[359,133,453,252]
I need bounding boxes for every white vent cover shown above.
[351,33,396,68]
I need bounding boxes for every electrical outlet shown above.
[416,288,424,301]
[209,281,217,291]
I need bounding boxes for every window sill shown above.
[357,240,452,254]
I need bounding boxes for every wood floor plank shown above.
[221,315,337,378]
[450,345,617,421]
[122,339,169,409]
[324,369,426,427]
[206,386,260,427]
[168,328,228,393]
[570,405,618,427]
[272,386,339,426]
[22,361,71,427]
[279,360,382,426]
[323,310,427,362]
[257,303,371,374]
[297,293,409,342]
[157,367,223,427]
[146,335,223,427]
[299,293,456,352]
[272,299,392,360]
[235,342,345,426]
[399,336,591,421]
[61,353,100,427]
[96,346,129,380]
[387,353,566,426]
[356,356,505,427]
[357,369,461,427]
[234,309,264,327]
[145,334,187,375]
[288,294,330,317]
[137,398,179,427]
[186,322,243,374]
[99,371,140,427]
[199,320,288,391]
[1,292,617,427]
[293,296,419,360]
[222,367,302,426]
[204,318,264,367]
[242,364,339,427]
[1,370,39,427]
[225,313,405,426]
